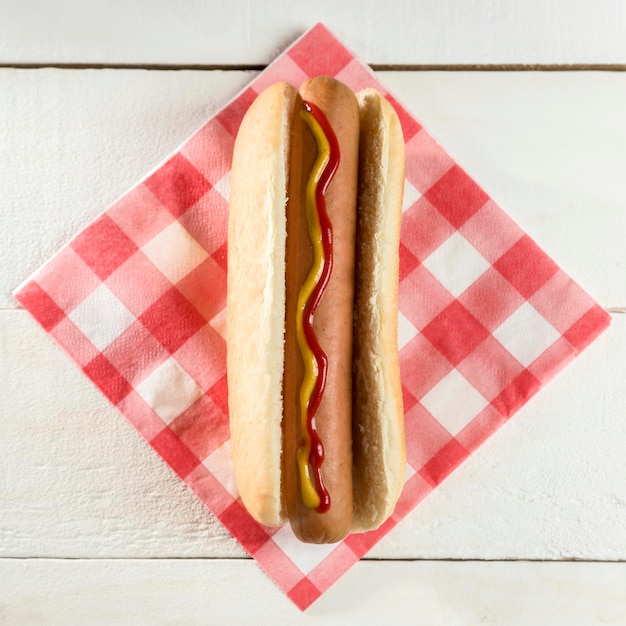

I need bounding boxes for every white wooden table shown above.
[2,2,625,623]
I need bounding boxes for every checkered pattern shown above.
[14,23,610,611]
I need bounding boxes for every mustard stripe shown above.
[295,108,331,510]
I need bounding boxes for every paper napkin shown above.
[14,24,611,610]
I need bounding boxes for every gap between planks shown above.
[1,63,626,72]
[1,556,625,563]
[2,306,624,314]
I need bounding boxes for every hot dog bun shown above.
[227,77,406,542]
[352,88,406,531]
[227,82,294,527]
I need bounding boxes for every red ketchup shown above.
[301,101,340,514]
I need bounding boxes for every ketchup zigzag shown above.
[295,101,340,513]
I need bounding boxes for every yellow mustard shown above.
[295,107,331,510]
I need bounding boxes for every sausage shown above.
[282,78,360,543]
[227,77,406,544]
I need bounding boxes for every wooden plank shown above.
[372,315,626,560]
[2,69,625,308]
[2,310,624,559]
[1,558,626,624]
[382,70,626,308]
[0,309,244,559]
[0,68,254,309]
[2,1,626,66]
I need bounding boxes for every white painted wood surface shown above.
[1,3,626,622]
[2,0,626,66]
[2,559,626,625]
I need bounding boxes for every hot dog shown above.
[226,76,406,544]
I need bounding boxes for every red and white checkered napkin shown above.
[15,23,610,610]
